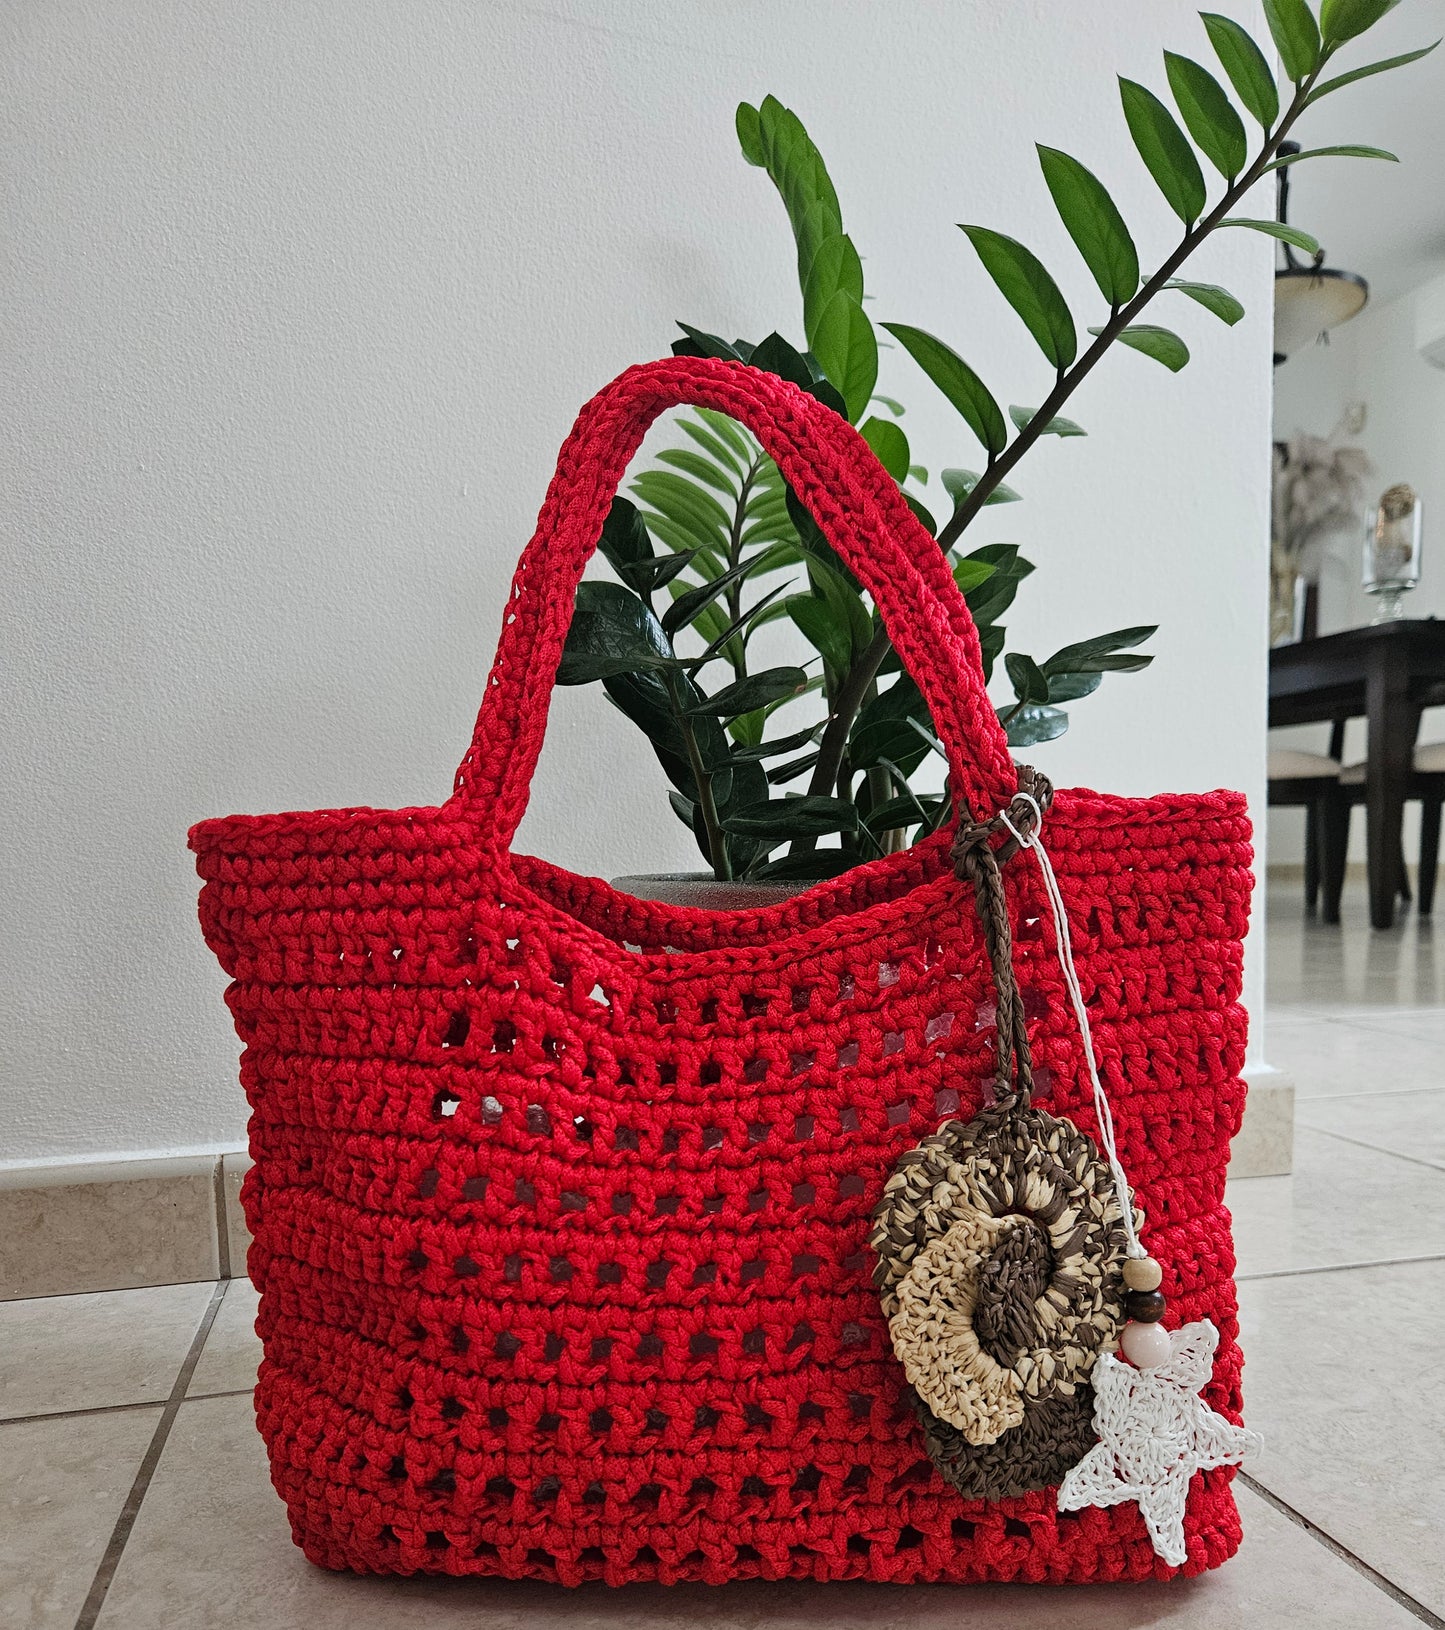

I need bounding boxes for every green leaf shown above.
[802,233,865,348]
[629,550,705,596]
[786,593,852,674]
[963,544,1034,627]
[1037,145,1139,307]
[672,322,746,363]
[662,558,756,636]
[691,581,793,667]
[631,469,731,552]
[880,323,1006,457]
[597,497,654,582]
[558,582,676,684]
[1200,12,1280,127]
[1046,671,1104,703]
[1306,41,1439,103]
[1119,77,1207,224]
[942,469,1022,507]
[679,416,746,477]
[849,717,931,777]
[1005,652,1051,705]
[1166,279,1245,324]
[872,394,906,415]
[1164,52,1248,178]
[1009,405,1087,437]
[725,725,821,762]
[1090,323,1190,371]
[859,416,911,481]
[1002,702,1069,748]
[603,670,726,782]
[852,673,924,731]
[1219,217,1320,255]
[812,558,873,656]
[695,406,754,461]
[1260,143,1398,172]
[958,226,1077,369]
[751,96,849,305]
[1042,624,1156,674]
[748,330,849,419]
[745,849,859,882]
[1262,0,1321,81]
[1085,652,1155,672]
[655,447,738,497]
[736,101,765,165]
[864,793,943,835]
[811,291,878,422]
[687,667,807,718]
[766,750,820,786]
[977,623,1006,682]
[1320,0,1400,47]
[952,557,996,594]
[721,795,859,839]
[903,493,937,535]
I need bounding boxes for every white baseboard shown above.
[0,1149,252,1301]
[1232,1065,1295,1178]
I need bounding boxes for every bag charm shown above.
[871,772,1259,1557]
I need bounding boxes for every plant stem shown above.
[804,628,891,798]
[723,457,762,677]
[936,70,1322,550]
[667,673,732,880]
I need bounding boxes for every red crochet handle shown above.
[455,356,1017,845]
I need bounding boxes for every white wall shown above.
[1,0,1274,1167]
[1269,267,1445,863]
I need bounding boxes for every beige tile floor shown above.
[4,884,1443,1630]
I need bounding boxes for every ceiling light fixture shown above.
[1273,140,1369,365]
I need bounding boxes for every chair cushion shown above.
[1268,747,1341,780]
[1342,742,1445,783]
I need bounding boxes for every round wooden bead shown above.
[1123,1256,1163,1293]
[1126,1289,1167,1323]
[1120,1319,1172,1369]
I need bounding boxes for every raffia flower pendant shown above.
[870,1094,1134,1500]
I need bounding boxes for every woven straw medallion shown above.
[870,1096,1133,1500]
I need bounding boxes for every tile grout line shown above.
[1,1387,255,1430]
[1239,1473,1445,1629]
[1237,1251,1445,1283]
[71,1279,228,1630]
[1305,1124,1445,1174]
[213,1155,232,1281]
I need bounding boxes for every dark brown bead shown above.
[1126,1289,1167,1323]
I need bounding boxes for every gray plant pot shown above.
[611,872,811,910]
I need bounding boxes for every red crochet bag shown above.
[190,356,1253,1586]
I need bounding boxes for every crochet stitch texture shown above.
[189,356,1253,1585]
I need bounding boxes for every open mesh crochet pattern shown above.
[190,357,1253,1586]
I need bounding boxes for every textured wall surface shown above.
[1,1,1273,1163]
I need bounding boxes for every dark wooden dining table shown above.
[1269,618,1445,928]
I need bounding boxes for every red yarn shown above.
[190,357,1253,1585]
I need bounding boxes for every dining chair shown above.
[1331,741,1445,918]
[1267,746,1345,918]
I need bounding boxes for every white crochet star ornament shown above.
[1057,1319,1261,1567]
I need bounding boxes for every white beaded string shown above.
[999,793,1145,1260]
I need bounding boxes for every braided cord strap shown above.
[951,764,1055,1102]
[450,356,1017,848]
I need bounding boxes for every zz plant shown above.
[559,0,1434,883]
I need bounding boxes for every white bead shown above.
[1121,1320,1172,1369]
